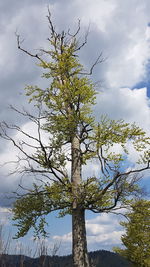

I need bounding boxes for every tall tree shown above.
[114,199,150,267]
[0,11,150,267]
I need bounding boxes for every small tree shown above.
[114,199,150,267]
[0,11,150,267]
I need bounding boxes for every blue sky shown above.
[0,0,150,256]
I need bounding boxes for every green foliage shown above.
[90,116,149,167]
[25,34,96,140]
[13,181,72,238]
[12,175,142,238]
[114,199,150,267]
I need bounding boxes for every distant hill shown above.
[0,250,132,267]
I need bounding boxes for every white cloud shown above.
[0,207,11,213]
[87,230,124,246]
[52,213,124,254]
[95,87,150,132]
[105,23,149,88]
[74,0,116,30]
[53,232,72,243]
[86,213,123,244]
[52,0,150,89]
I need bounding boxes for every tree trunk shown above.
[71,136,90,267]
[72,207,90,267]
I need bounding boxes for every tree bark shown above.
[71,136,90,267]
[72,207,90,267]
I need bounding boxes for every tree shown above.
[0,11,150,267]
[114,199,150,267]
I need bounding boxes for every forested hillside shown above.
[0,250,132,267]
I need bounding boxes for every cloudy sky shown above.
[0,0,150,256]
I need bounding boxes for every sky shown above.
[0,0,150,256]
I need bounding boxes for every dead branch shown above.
[80,52,105,75]
[16,32,47,66]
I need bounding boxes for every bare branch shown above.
[80,53,105,75]
[120,162,150,176]
[47,7,56,38]
[0,109,68,183]
[15,31,48,66]
[68,19,81,38]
